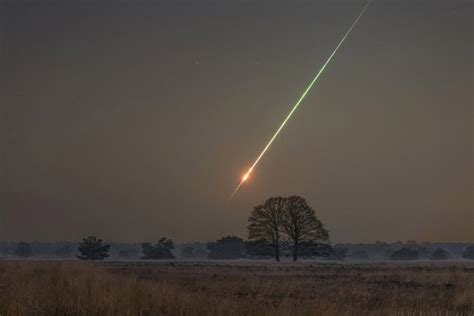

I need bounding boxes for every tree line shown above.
[2,195,474,261]
[8,237,474,261]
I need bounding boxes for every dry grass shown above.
[0,260,473,315]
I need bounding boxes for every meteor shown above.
[230,0,372,199]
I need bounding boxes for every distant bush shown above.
[347,250,369,260]
[77,236,110,261]
[462,246,474,260]
[430,248,451,260]
[14,242,33,258]
[207,236,245,259]
[327,247,348,261]
[142,238,175,259]
[390,247,418,261]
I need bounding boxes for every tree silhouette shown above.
[207,236,246,259]
[77,236,110,261]
[283,195,329,261]
[248,197,285,261]
[14,242,33,258]
[142,237,175,259]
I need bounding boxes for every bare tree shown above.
[283,196,329,261]
[248,197,286,261]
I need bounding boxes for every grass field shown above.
[0,260,473,315]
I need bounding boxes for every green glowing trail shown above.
[230,0,372,199]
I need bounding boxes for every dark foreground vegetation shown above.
[0,261,473,315]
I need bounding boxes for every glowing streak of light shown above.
[230,0,372,199]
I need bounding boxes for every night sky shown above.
[1,0,472,243]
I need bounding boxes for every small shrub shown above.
[207,236,245,259]
[142,238,175,259]
[77,236,110,261]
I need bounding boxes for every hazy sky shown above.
[1,0,472,243]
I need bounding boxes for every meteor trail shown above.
[230,0,372,199]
